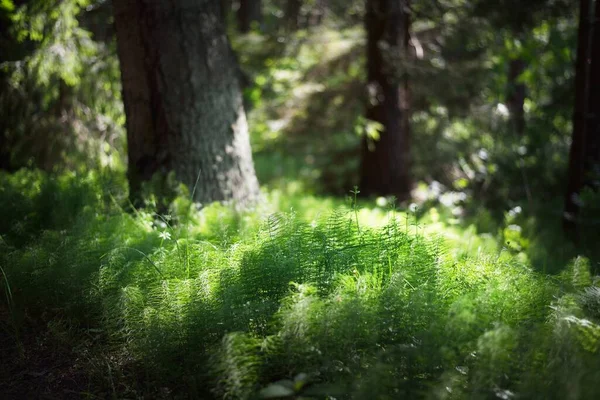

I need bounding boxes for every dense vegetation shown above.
[1,0,600,399]
[1,171,599,398]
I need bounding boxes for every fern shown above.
[2,170,599,398]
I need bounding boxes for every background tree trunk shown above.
[0,131,11,171]
[507,58,526,137]
[286,0,302,30]
[113,0,259,208]
[584,0,600,173]
[359,0,412,200]
[238,0,262,33]
[564,0,594,235]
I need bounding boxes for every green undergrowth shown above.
[1,170,600,399]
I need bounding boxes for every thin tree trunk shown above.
[285,0,326,30]
[359,0,412,200]
[564,0,593,235]
[507,58,526,137]
[308,0,327,27]
[584,0,600,173]
[0,131,11,171]
[0,81,11,171]
[286,0,302,30]
[113,0,259,208]
[238,0,261,33]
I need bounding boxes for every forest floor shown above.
[1,171,599,399]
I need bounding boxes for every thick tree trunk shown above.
[507,58,526,137]
[359,0,412,200]
[113,0,259,208]
[238,0,262,33]
[564,0,594,235]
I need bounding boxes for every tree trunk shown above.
[285,0,326,30]
[359,0,412,200]
[238,0,262,33]
[506,58,526,137]
[286,0,302,30]
[584,0,600,174]
[0,80,12,171]
[113,0,260,208]
[308,0,327,27]
[564,0,594,235]
[0,130,11,171]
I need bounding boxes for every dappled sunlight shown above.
[1,0,599,398]
[1,170,599,397]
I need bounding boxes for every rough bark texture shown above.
[564,0,593,234]
[360,0,412,200]
[238,0,262,33]
[113,0,260,208]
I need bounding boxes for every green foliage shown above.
[0,0,124,171]
[231,1,579,231]
[1,170,598,398]
[232,26,365,193]
[0,0,596,397]
[533,281,600,399]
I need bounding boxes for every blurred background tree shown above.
[564,0,600,237]
[360,0,412,200]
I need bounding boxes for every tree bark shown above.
[238,0,262,33]
[113,0,260,208]
[359,0,412,200]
